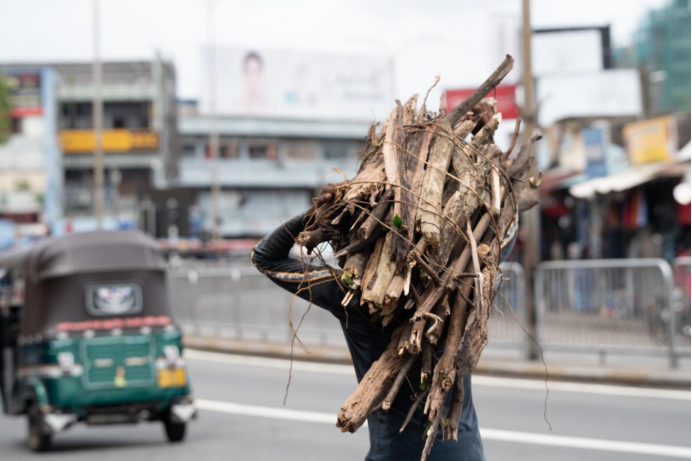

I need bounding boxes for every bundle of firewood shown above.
[296,55,541,460]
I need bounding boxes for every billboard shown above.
[532,28,606,77]
[200,47,395,121]
[536,69,642,126]
[3,71,42,117]
[623,116,678,165]
[445,85,517,120]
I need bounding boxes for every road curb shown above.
[183,336,691,389]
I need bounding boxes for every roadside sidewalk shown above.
[183,335,691,389]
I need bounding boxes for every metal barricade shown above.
[535,258,680,367]
[672,257,691,352]
[488,262,526,349]
[167,266,345,348]
[167,263,527,350]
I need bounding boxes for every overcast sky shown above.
[0,0,667,100]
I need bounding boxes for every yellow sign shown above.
[59,129,158,153]
[623,116,677,165]
[158,368,187,388]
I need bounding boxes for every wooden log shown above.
[417,120,455,247]
[443,55,514,128]
[384,270,407,308]
[382,353,418,411]
[446,373,465,441]
[432,191,464,267]
[336,326,407,433]
[360,237,384,304]
[421,337,433,383]
[411,212,492,323]
[342,252,368,290]
[456,266,495,377]
[343,147,386,213]
[403,94,418,125]
[296,229,326,254]
[357,197,391,242]
[420,278,473,461]
[361,232,398,309]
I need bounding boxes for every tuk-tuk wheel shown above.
[27,403,51,452]
[164,421,186,443]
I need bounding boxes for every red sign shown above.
[55,316,172,332]
[678,204,692,226]
[10,107,42,117]
[445,84,518,120]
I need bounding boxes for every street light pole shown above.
[208,0,221,242]
[521,0,541,360]
[92,0,104,229]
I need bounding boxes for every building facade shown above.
[54,59,178,232]
[615,0,691,115]
[175,102,368,239]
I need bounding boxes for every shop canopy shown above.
[569,159,688,199]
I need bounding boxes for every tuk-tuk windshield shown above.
[23,270,174,336]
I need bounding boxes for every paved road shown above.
[0,350,689,460]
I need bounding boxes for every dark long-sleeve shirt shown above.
[252,213,516,460]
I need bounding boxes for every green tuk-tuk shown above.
[0,231,196,452]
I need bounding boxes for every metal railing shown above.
[168,258,690,367]
[167,262,525,350]
[534,258,687,367]
[672,257,691,350]
[167,266,345,348]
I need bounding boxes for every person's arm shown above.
[251,214,345,318]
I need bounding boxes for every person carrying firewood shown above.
[251,210,517,461]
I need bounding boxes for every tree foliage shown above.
[0,72,11,144]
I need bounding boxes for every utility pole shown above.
[92,0,104,229]
[208,0,222,242]
[521,0,541,360]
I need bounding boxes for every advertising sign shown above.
[200,47,395,120]
[3,72,42,117]
[445,85,517,119]
[582,125,607,178]
[622,116,678,165]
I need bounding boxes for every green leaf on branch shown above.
[419,376,428,391]
[392,214,403,230]
[342,272,353,288]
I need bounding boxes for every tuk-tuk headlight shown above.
[57,352,75,372]
[163,345,181,367]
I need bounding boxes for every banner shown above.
[200,47,395,121]
[623,116,678,165]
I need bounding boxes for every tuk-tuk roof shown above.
[0,230,166,279]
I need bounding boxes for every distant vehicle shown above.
[0,231,196,452]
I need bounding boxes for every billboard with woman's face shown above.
[200,47,394,121]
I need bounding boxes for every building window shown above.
[249,145,267,159]
[221,142,240,159]
[183,142,197,159]
[285,140,318,160]
[322,140,359,160]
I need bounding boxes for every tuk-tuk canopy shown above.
[0,230,166,280]
[0,231,173,337]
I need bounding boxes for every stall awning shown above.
[569,160,687,199]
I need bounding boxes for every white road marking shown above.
[186,349,691,400]
[472,375,691,401]
[196,398,691,459]
[186,349,354,375]
[196,399,335,424]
